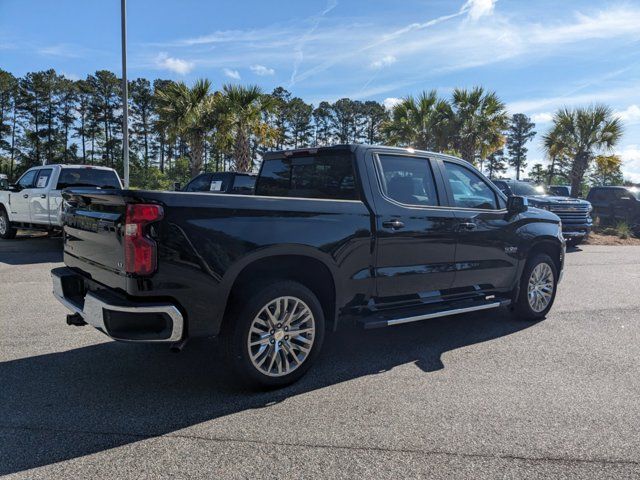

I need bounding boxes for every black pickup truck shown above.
[52,145,565,388]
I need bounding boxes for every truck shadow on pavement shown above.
[0,309,537,475]
[0,235,63,265]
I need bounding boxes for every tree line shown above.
[0,68,627,196]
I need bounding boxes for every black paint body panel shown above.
[60,145,565,338]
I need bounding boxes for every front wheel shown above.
[0,209,17,239]
[222,280,325,389]
[566,237,583,247]
[513,253,558,321]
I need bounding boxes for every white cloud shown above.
[154,52,194,75]
[617,145,640,183]
[223,68,241,80]
[60,71,80,81]
[530,112,554,124]
[615,105,640,123]
[383,97,402,110]
[371,55,397,69]
[462,0,497,20]
[250,64,275,76]
[38,44,82,58]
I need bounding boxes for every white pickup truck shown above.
[0,164,122,239]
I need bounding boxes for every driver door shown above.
[10,169,38,223]
[439,159,518,292]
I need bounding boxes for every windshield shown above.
[513,182,547,196]
[56,168,121,189]
[629,188,640,200]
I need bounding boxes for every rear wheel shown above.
[222,280,325,389]
[513,253,558,321]
[0,208,17,239]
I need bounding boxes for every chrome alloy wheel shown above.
[247,296,316,377]
[527,263,554,313]
[0,214,7,235]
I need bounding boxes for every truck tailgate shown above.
[62,189,127,276]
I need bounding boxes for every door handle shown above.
[458,222,477,231]
[382,219,405,230]
[40,194,46,199]
[23,194,29,199]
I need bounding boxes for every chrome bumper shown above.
[563,231,589,238]
[51,269,184,343]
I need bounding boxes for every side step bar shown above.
[360,299,511,329]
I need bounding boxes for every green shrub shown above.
[615,221,631,239]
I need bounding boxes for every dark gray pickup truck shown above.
[52,145,565,388]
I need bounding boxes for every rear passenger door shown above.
[438,159,518,292]
[29,168,54,224]
[370,152,458,307]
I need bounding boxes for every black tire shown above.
[0,208,17,240]
[513,253,558,321]
[566,237,582,247]
[222,280,325,389]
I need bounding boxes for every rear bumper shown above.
[51,267,184,342]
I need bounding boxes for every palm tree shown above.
[383,90,451,151]
[541,128,565,185]
[544,105,623,198]
[450,87,508,169]
[155,79,214,176]
[217,85,276,172]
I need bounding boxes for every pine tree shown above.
[486,148,507,179]
[506,113,536,180]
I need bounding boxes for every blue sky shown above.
[2,0,640,180]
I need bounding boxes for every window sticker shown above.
[37,176,49,188]
[210,180,223,191]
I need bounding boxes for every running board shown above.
[359,299,510,329]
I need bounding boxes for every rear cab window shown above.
[231,175,256,194]
[375,154,439,207]
[256,151,359,200]
[56,168,121,190]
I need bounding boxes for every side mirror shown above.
[173,182,182,191]
[507,195,528,214]
[9,183,22,192]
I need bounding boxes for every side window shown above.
[18,170,37,189]
[185,174,212,192]
[444,162,498,210]
[35,168,53,189]
[257,153,358,200]
[231,175,256,194]
[376,154,439,206]
[493,181,510,196]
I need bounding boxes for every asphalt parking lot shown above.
[1,236,639,479]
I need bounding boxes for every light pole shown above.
[121,0,130,188]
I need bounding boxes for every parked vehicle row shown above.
[51,145,565,388]
[492,179,593,246]
[587,186,640,235]
[0,165,122,239]
[182,171,256,194]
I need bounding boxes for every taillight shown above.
[124,203,163,276]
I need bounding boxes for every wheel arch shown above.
[219,246,339,334]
